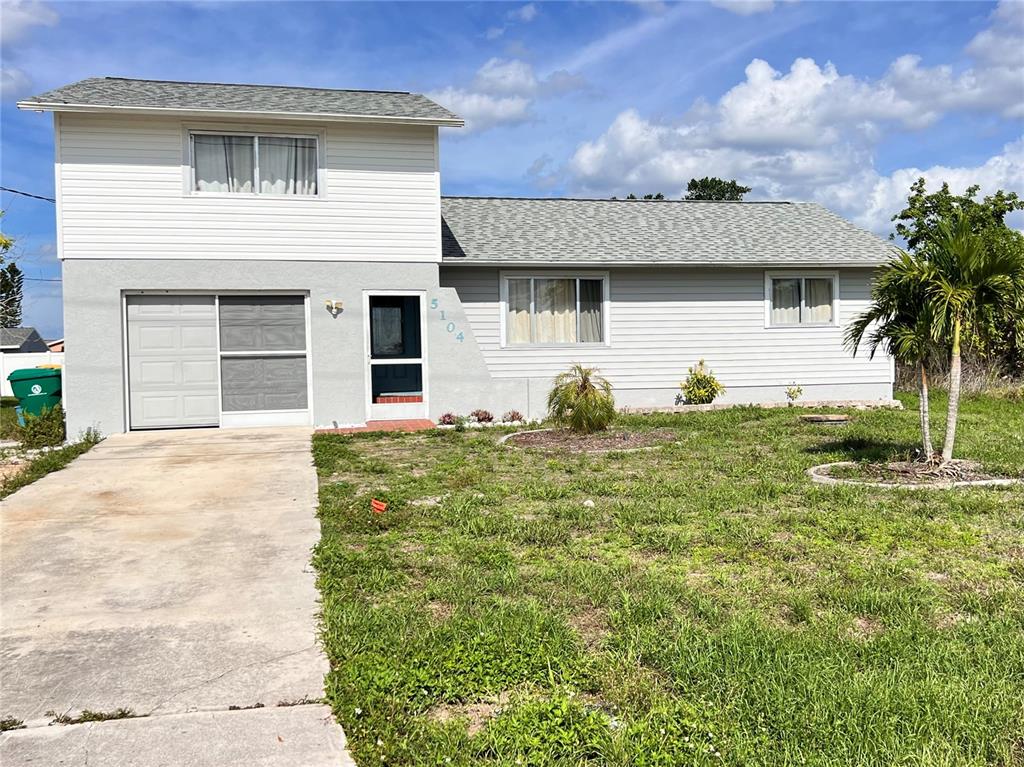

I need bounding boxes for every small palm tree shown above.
[847,250,938,459]
[547,364,616,433]
[923,216,1024,462]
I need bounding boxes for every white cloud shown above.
[1,65,32,98]
[710,0,776,16]
[0,0,58,45]
[563,4,1024,230]
[510,3,538,23]
[430,58,585,133]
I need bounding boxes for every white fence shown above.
[1,352,66,397]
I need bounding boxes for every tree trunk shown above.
[941,318,962,463]
[918,362,933,459]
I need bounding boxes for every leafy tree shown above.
[684,177,751,201]
[847,250,939,458]
[621,193,665,200]
[547,364,616,433]
[892,179,1024,375]
[922,216,1024,462]
[0,262,24,326]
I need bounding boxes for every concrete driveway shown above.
[0,428,353,766]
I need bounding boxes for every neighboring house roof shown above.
[1,327,48,352]
[17,77,464,127]
[441,197,894,267]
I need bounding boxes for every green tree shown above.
[547,364,616,433]
[847,250,939,458]
[684,177,751,201]
[922,216,1024,462]
[0,262,24,326]
[892,178,1024,375]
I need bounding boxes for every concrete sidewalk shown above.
[0,427,354,766]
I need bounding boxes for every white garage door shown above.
[126,296,220,429]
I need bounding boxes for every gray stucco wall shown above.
[61,259,517,436]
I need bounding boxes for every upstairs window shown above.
[191,133,318,196]
[767,274,836,326]
[504,275,606,345]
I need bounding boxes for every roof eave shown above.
[15,101,465,127]
[440,259,887,268]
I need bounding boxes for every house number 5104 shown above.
[430,298,464,342]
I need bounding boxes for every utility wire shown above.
[0,186,56,203]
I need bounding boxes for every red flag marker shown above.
[371,498,388,514]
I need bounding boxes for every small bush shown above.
[17,404,66,449]
[680,359,725,405]
[502,409,524,423]
[786,384,804,404]
[438,412,458,426]
[470,409,494,423]
[547,364,616,433]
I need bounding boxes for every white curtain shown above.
[771,279,801,325]
[259,137,317,195]
[579,279,603,342]
[535,279,576,343]
[506,279,532,344]
[193,135,254,193]
[805,278,834,324]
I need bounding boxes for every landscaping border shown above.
[621,399,903,415]
[807,461,1021,490]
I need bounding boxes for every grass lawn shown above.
[312,392,1024,767]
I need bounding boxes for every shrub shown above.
[786,384,804,405]
[680,359,725,405]
[470,409,494,423]
[17,404,66,449]
[547,364,616,433]
[438,412,458,426]
[502,410,524,423]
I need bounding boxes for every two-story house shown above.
[18,77,894,436]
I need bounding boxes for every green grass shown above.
[312,392,1024,766]
[0,434,100,500]
[1,396,18,441]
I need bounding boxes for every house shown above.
[47,338,65,352]
[18,77,894,435]
[1,327,49,353]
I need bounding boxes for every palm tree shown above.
[547,364,616,433]
[923,216,1024,462]
[847,250,938,459]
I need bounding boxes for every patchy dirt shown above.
[567,609,608,649]
[425,692,511,736]
[504,428,678,454]
[0,463,23,483]
[425,600,455,622]
[848,616,884,641]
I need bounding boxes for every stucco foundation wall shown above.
[61,259,513,436]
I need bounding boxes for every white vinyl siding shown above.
[57,113,441,262]
[441,266,891,389]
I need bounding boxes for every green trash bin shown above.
[7,367,63,417]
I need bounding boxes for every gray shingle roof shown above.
[18,77,462,125]
[1,327,44,350]
[441,197,893,266]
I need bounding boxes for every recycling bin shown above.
[7,367,63,417]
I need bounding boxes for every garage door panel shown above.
[128,296,219,429]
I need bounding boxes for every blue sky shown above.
[1,0,1022,338]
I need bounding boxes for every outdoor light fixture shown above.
[325,299,343,317]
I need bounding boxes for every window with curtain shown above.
[769,276,835,326]
[191,133,318,196]
[504,276,605,345]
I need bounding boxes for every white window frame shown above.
[186,128,324,199]
[499,271,611,348]
[764,270,840,328]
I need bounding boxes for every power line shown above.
[24,277,62,282]
[0,187,56,203]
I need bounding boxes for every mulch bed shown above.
[503,428,677,453]
[841,459,1005,483]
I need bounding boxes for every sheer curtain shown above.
[579,279,603,342]
[506,279,532,344]
[535,279,576,343]
[193,135,254,192]
[804,278,834,323]
[771,279,801,325]
[259,137,317,195]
